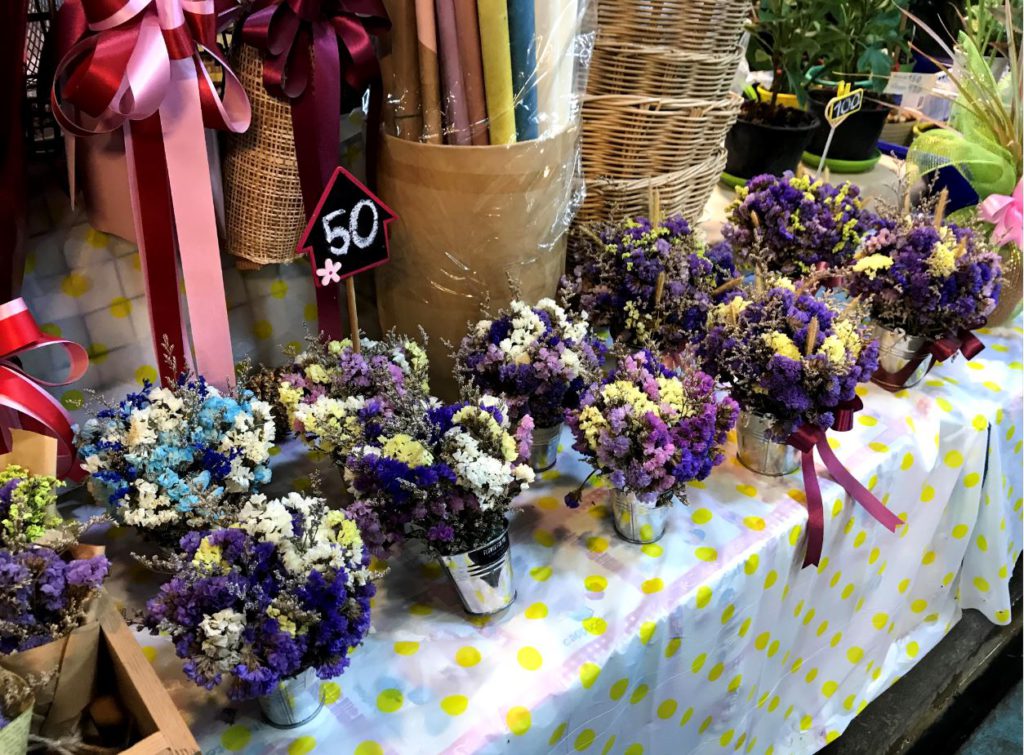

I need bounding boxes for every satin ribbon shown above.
[0,299,89,480]
[872,327,985,392]
[51,0,251,388]
[241,0,389,340]
[979,179,1023,248]
[787,400,904,567]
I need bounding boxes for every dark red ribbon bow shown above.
[0,299,89,481]
[787,398,904,567]
[873,327,985,392]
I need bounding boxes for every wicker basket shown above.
[581,94,741,179]
[595,0,750,50]
[578,148,727,224]
[589,41,743,100]
[222,44,306,270]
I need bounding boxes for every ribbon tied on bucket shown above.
[0,299,89,481]
[51,0,251,388]
[787,398,904,567]
[241,0,390,339]
[873,327,985,391]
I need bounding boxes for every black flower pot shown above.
[724,107,820,181]
[806,89,891,162]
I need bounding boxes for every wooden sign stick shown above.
[346,278,361,354]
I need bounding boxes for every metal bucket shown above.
[871,324,931,391]
[439,526,515,615]
[258,668,325,728]
[610,490,669,544]
[736,410,799,476]
[529,423,562,472]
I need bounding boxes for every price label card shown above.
[884,71,938,96]
[297,167,397,287]
[825,88,864,128]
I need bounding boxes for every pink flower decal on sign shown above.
[317,259,343,286]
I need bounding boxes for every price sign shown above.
[297,166,397,288]
[824,87,864,128]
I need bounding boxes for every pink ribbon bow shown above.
[979,179,1024,248]
[51,0,251,388]
[787,399,904,567]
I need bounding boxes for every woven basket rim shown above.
[587,149,728,188]
[584,93,743,107]
[594,39,745,61]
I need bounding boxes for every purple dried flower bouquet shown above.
[700,279,879,438]
[455,299,605,429]
[566,351,737,507]
[142,493,374,700]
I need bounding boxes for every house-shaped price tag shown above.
[816,83,864,176]
[297,166,397,351]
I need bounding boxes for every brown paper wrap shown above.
[0,429,57,477]
[0,669,33,755]
[376,127,579,398]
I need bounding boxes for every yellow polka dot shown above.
[755,632,770,651]
[871,613,888,630]
[738,618,751,637]
[696,585,712,608]
[530,566,553,581]
[303,302,318,322]
[830,632,843,647]
[846,647,864,664]
[900,452,915,470]
[767,696,780,712]
[507,706,531,735]
[869,441,888,453]
[974,576,991,592]
[665,637,682,658]
[394,641,419,655]
[221,725,251,751]
[827,731,841,744]
[61,272,92,298]
[788,526,802,547]
[580,662,601,689]
[639,621,656,645]
[822,680,838,697]
[952,524,969,539]
[800,715,813,731]
[983,381,1001,392]
[973,415,988,431]
[828,436,841,450]
[641,543,664,557]
[708,662,725,681]
[720,730,734,747]
[768,640,780,657]
[995,609,1011,622]
[657,699,678,719]
[692,508,713,524]
[108,296,132,318]
[583,617,607,635]
[39,323,61,337]
[455,646,481,667]
[376,688,403,713]
[853,531,866,548]
[585,575,608,592]
[805,668,818,684]
[61,390,85,411]
[964,472,981,489]
[441,695,468,716]
[944,450,964,468]
[642,578,664,594]
[517,646,542,671]
[534,529,556,547]
[788,489,806,504]
[609,678,629,700]
[936,397,954,412]
[699,715,714,732]
[906,641,920,658]
[409,603,432,615]
[629,684,649,704]
[574,729,596,751]
[691,653,707,673]
[830,499,843,519]
[524,601,549,619]
[921,485,935,503]
[721,604,736,625]
[858,415,878,427]
[321,682,341,704]
[763,571,778,589]
[288,736,317,755]
[134,365,158,385]
[695,546,718,562]
[623,744,643,755]
[269,279,289,299]
[744,554,759,574]
[253,320,273,340]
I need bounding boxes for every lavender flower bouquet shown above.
[78,373,276,544]
[566,350,737,518]
[560,215,740,354]
[279,335,429,463]
[345,394,534,558]
[700,279,879,441]
[846,215,1002,340]
[455,299,604,430]
[724,173,871,275]
[142,493,373,701]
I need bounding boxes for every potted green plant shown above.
[805,0,912,168]
[724,0,821,183]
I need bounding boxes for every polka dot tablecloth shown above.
[79,321,1022,755]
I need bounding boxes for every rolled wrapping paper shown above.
[453,0,489,144]
[507,0,539,140]
[476,0,517,144]
[415,0,444,143]
[384,0,423,140]
[435,0,472,145]
[534,0,577,134]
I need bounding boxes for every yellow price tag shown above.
[825,86,864,128]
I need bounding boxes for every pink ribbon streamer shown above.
[51,0,251,388]
[979,178,1024,248]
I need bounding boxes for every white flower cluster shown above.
[198,608,246,667]
[291,396,369,458]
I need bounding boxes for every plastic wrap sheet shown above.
[87,317,1023,755]
[376,0,593,398]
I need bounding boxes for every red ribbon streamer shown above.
[241,0,390,340]
[872,327,985,392]
[0,299,89,481]
[787,399,904,567]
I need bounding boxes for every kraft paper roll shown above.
[534,0,577,134]
[415,0,443,143]
[435,0,472,145]
[507,0,539,140]
[453,0,489,145]
[384,0,422,140]
[476,0,517,144]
